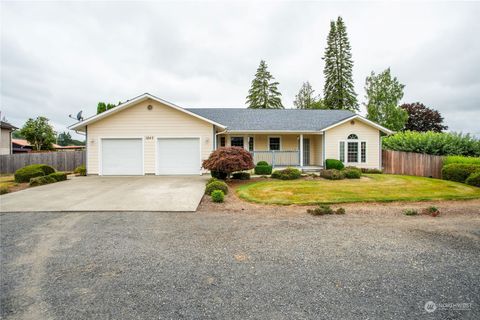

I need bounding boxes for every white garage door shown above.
[101,138,143,175]
[157,138,200,175]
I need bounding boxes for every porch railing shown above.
[251,150,300,167]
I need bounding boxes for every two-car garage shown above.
[100,138,201,176]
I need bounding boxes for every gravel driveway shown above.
[1,201,479,319]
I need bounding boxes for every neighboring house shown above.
[69,93,393,176]
[12,139,34,153]
[12,139,84,153]
[1,121,18,155]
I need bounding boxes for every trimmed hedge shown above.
[211,190,225,203]
[254,164,273,175]
[466,172,480,187]
[444,156,480,166]
[29,175,56,187]
[344,167,361,179]
[232,172,250,180]
[256,161,269,166]
[14,164,56,183]
[321,169,345,180]
[205,180,229,195]
[325,159,344,170]
[74,165,86,176]
[206,177,218,185]
[441,164,480,183]
[271,167,301,180]
[361,168,382,174]
[48,172,67,182]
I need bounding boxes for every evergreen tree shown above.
[365,68,408,131]
[323,17,358,112]
[246,60,283,109]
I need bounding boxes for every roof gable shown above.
[69,93,226,131]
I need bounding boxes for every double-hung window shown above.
[269,137,281,151]
[248,137,254,152]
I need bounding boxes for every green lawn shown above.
[236,174,480,205]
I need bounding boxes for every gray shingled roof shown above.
[186,108,355,131]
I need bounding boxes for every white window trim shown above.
[268,136,282,151]
[340,136,367,164]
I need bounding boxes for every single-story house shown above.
[1,121,17,155]
[69,93,393,176]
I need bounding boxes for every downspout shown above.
[322,131,326,168]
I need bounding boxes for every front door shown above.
[303,138,310,166]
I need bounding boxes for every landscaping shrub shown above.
[441,163,480,183]
[443,156,480,166]
[403,209,418,216]
[29,175,56,187]
[48,172,67,182]
[271,167,301,180]
[325,159,344,170]
[211,190,225,203]
[361,168,383,174]
[320,169,345,180]
[307,205,334,216]
[344,167,361,179]
[74,165,86,176]
[256,161,269,166]
[382,131,480,156]
[205,180,229,195]
[254,164,272,175]
[335,207,346,215]
[232,172,251,180]
[422,206,440,217]
[206,177,218,185]
[14,164,55,183]
[0,186,9,195]
[202,147,255,179]
[465,171,480,187]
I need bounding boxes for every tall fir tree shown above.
[322,17,358,112]
[246,60,283,109]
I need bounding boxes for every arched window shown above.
[347,134,358,140]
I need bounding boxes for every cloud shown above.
[1,1,479,138]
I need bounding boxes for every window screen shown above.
[361,142,366,163]
[248,137,254,151]
[231,137,244,148]
[269,137,280,151]
[347,142,358,162]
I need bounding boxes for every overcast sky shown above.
[1,1,479,138]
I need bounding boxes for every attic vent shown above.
[350,120,355,125]
[147,105,153,110]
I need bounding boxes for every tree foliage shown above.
[97,102,117,114]
[202,147,255,176]
[323,17,358,112]
[293,82,326,109]
[19,117,56,151]
[382,131,480,156]
[246,60,283,109]
[57,131,85,146]
[400,102,448,132]
[365,68,408,131]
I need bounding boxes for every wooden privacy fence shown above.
[0,151,86,174]
[382,150,444,178]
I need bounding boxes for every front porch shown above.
[216,132,324,169]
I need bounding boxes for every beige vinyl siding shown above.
[86,99,213,174]
[0,128,12,155]
[324,119,381,169]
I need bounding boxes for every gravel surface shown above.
[1,201,479,319]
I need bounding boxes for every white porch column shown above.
[244,135,248,150]
[299,134,304,167]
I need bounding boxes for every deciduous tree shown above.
[400,102,448,132]
[19,117,56,151]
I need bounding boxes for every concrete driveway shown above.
[0,176,207,212]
